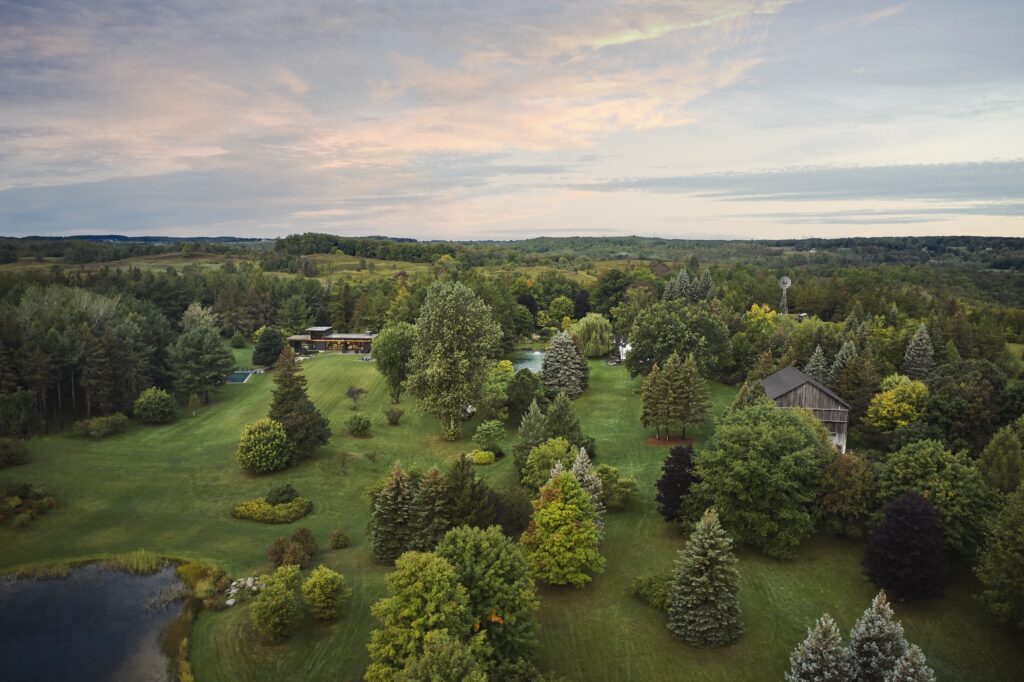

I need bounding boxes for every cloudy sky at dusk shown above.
[1,0,1022,239]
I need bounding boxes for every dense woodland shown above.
[2,233,1023,681]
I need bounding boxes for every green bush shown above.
[301,564,352,620]
[266,483,298,505]
[468,449,496,465]
[132,387,177,424]
[73,413,129,438]
[0,437,28,468]
[473,420,506,455]
[595,464,639,510]
[231,497,312,524]
[12,511,33,528]
[250,565,303,642]
[385,408,404,426]
[630,573,672,610]
[230,330,247,348]
[236,418,295,473]
[330,528,351,549]
[268,527,318,567]
[346,414,371,437]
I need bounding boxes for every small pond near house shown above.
[508,349,545,374]
[0,564,185,682]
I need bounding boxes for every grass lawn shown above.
[2,358,1021,681]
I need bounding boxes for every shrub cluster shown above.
[384,408,404,426]
[268,527,319,568]
[0,437,28,468]
[0,482,55,527]
[468,449,496,465]
[231,497,313,524]
[266,483,298,505]
[132,387,177,424]
[630,573,672,611]
[73,413,128,438]
[346,414,371,436]
[329,528,351,549]
[249,563,353,642]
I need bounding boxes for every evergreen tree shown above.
[435,525,540,670]
[571,447,605,527]
[79,323,114,416]
[520,471,604,586]
[829,340,859,388]
[978,425,1023,494]
[168,324,235,404]
[252,327,285,366]
[729,378,768,412]
[330,280,356,331]
[976,486,1024,630]
[665,352,710,438]
[885,645,935,682]
[373,322,417,403]
[900,324,934,381]
[785,615,854,682]
[663,269,690,301]
[641,362,667,438]
[541,331,586,398]
[371,462,417,564]
[268,346,330,455]
[445,455,497,529]
[512,400,548,473]
[0,339,18,394]
[666,508,742,647]
[804,345,830,384]
[544,392,583,446]
[863,493,947,600]
[656,444,696,522]
[409,467,452,552]
[506,369,543,425]
[849,591,908,682]
[522,437,575,490]
[276,294,313,335]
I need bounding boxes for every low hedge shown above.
[231,497,313,524]
[468,449,496,465]
[73,413,129,438]
[630,573,672,610]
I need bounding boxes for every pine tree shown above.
[849,591,908,682]
[656,445,695,522]
[512,400,549,473]
[666,353,710,439]
[409,467,453,552]
[785,614,854,682]
[641,362,667,439]
[663,269,690,301]
[804,345,830,384]
[571,447,604,528]
[863,493,947,600]
[370,462,417,564]
[829,340,859,387]
[520,471,605,587]
[0,339,18,393]
[885,645,935,682]
[978,425,1023,494]
[667,508,742,647]
[544,392,583,446]
[268,346,330,455]
[330,280,356,331]
[730,378,768,412]
[445,455,497,529]
[900,324,934,381]
[541,332,585,398]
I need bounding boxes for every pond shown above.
[507,349,545,374]
[0,565,185,682]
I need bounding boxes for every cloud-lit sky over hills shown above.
[1,0,1022,238]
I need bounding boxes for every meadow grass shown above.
[1,356,1021,681]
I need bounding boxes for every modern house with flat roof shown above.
[761,366,849,453]
[287,326,376,354]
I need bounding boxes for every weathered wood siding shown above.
[773,383,848,453]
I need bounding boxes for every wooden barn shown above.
[761,366,849,453]
[287,326,376,354]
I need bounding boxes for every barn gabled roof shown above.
[761,366,850,409]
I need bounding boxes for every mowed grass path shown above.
[2,357,1021,680]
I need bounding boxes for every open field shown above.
[2,356,1021,681]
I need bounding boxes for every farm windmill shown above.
[778,275,792,314]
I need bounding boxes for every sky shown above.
[1,0,1022,240]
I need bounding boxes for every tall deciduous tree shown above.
[975,486,1024,630]
[863,493,946,600]
[978,425,1023,494]
[541,331,587,398]
[848,591,907,682]
[373,322,417,403]
[656,444,696,522]
[785,615,854,682]
[901,324,934,381]
[520,471,604,586]
[366,552,474,681]
[268,346,330,455]
[571,313,613,358]
[371,462,416,564]
[666,508,742,647]
[435,525,540,670]
[407,281,501,440]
